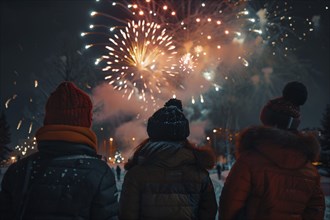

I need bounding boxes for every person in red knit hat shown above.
[0,82,119,220]
[219,81,325,220]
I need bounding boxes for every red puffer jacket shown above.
[219,126,325,220]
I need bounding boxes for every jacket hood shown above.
[125,141,215,170]
[236,126,320,169]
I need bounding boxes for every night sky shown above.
[0,0,329,147]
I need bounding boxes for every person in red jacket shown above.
[219,81,325,220]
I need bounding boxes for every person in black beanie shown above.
[219,81,325,220]
[119,98,217,220]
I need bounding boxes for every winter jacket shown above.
[119,140,217,220]
[219,126,325,220]
[0,125,118,220]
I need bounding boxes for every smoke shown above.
[92,83,143,121]
[312,15,321,29]
[189,120,210,144]
[114,118,148,158]
[91,79,211,158]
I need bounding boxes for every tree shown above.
[23,34,101,134]
[0,111,12,162]
[320,104,330,151]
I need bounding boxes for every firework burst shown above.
[94,19,179,102]
[83,0,314,107]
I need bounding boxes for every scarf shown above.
[35,125,97,151]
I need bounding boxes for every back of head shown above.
[44,81,93,128]
[260,81,307,130]
[147,98,190,141]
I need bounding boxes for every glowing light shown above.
[17,120,22,130]
[5,99,11,109]
[253,29,262,34]
[29,122,33,134]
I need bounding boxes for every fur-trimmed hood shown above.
[236,126,320,169]
[125,141,215,170]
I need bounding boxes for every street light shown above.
[213,129,217,151]
[132,137,136,147]
[109,137,114,159]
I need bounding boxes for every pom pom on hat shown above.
[44,81,93,128]
[260,81,307,130]
[282,81,308,106]
[147,99,190,141]
[165,98,183,111]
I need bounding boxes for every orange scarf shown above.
[35,125,98,151]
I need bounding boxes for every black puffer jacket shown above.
[0,141,118,220]
[119,141,217,220]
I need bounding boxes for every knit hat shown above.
[44,81,92,127]
[260,81,308,130]
[147,99,190,141]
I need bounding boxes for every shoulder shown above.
[5,153,36,174]
[58,155,111,174]
[236,126,320,161]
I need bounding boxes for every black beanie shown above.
[260,81,308,130]
[147,99,190,141]
[282,81,308,106]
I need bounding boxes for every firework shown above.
[83,0,314,106]
[94,19,178,102]
[5,94,17,109]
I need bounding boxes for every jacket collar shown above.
[126,140,215,170]
[236,126,320,168]
[37,141,98,158]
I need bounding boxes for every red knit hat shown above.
[44,82,92,127]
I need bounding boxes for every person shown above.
[116,165,121,181]
[0,82,119,220]
[216,162,222,180]
[218,81,325,220]
[119,98,217,220]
